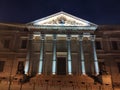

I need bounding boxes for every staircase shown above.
[28,75,113,90]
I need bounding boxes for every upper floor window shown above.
[3,40,10,49]
[0,61,5,72]
[95,41,102,50]
[21,40,27,49]
[111,41,119,50]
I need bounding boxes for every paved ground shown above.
[0,83,32,90]
[0,83,82,90]
[0,83,71,90]
[0,82,118,90]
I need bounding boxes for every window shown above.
[21,40,27,49]
[111,41,118,50]
[95,41,102,50]
[0,61,5,72]
[3,40,10,49]
[17,61,24,74]
[117,62,120,73]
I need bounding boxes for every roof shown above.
[28,11,97,27]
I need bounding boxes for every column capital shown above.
[91,36,99,75]
[67,34,71,40]
[67,34,72,75]
[90,35,96,41]
[41,34,45,40]
[79,35,83,41]
[79,35,86,75]
[38,35,44,75]
[53,34,57,40]
[28,34,33,40]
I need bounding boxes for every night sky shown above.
[0,0,120,24]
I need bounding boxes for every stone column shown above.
[38,34,45,74]
[52,34,57,75]
[24,34,33,75]
[79,35,86,75]
[91,35,99,75]
[67,34,72,75]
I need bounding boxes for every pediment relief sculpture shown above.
[40,16,87,26]
[29,11,97,28]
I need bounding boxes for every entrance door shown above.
[57,57,66,75]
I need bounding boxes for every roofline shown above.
[27,11,97,26]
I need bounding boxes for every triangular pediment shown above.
[29,11,97,27]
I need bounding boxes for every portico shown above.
[24,11,99,76]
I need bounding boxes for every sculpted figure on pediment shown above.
[31,11,97,27]
[42,16,85,26]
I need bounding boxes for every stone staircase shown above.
[29,75,108,88]
[0,74,114,90]
[28,75,113,90]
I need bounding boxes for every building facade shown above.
[0,12,120,90]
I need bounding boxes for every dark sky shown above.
[0,0,120,24]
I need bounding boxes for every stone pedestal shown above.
[99,75,112,85]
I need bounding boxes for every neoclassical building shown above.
[0,12,120,90]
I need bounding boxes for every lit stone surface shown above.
[0,12,120,90]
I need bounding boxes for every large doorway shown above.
[57,57,66,75]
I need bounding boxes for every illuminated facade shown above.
[0,12,120,90]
